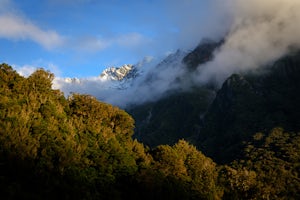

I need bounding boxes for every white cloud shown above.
[72,32,147,52]
[54,51,186,108]
[194,0,300,85]
[0,14,64,49]
[163,0,232,50]
[9,0,300,109]
[13,61,61,77]
[0,12,143,53]
[13,64,37,77]
[59,0,300,107]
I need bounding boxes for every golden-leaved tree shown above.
[0,64,151,199]
[1,63,299,199]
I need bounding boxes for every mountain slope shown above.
[1,51,300,199]
[129,42,300,166]
[128,40,223,147]
[183,39,223,70]
[198,50,300,163]
[99,64,140,84]
[129,87,215,147]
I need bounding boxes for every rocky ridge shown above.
[100,64,135,81]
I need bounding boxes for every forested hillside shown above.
[0,63,299,199]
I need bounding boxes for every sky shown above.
[2,0,300,108]
[0,0,228,78]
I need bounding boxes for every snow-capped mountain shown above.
[53,49,189,107]
[99,64,141,90]
[157,49,187,69]
[100,64,135,81]
[53,61,144,102]
[54,63,139,89]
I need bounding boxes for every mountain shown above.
[128,40,223,147]
[1,48,300,199]
[99,64,136,81]
[157,49,187,69]
[0,62,300,200]
[198,50,300,163]
[53,63,140,96]
[129,41,300,165]
[129,87,215,147]
[100,64,140,90]
[183,38,223,70]
[53,38,300,166]
[138,49,187,86]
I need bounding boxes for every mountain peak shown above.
[156,49,186,69]
[183,39,223,70]
[100,64,134,81]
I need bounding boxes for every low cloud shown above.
[51,0,300,108]
[14,61,61,77]
[195,0,300,85]
[53,52,186,108]
[14,65,37,77]
[161,0,232,51]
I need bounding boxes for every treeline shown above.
[0,64,299,199]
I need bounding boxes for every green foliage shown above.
[220,128,300,199]
[0,64,145,199]
[134,140,222,200]
[219,166,257,199]
[1,63,300,199]
[242,128,300,199]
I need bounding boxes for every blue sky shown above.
[0,0,228,77]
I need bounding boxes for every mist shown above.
[195,0,300,85]
[53,0,300,108]
[53,51,187,108]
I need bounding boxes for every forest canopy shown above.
[0,63,299,199]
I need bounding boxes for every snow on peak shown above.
[99,64,134,81]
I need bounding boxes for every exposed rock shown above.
[183,39,223,70]
[99,64,135,81]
